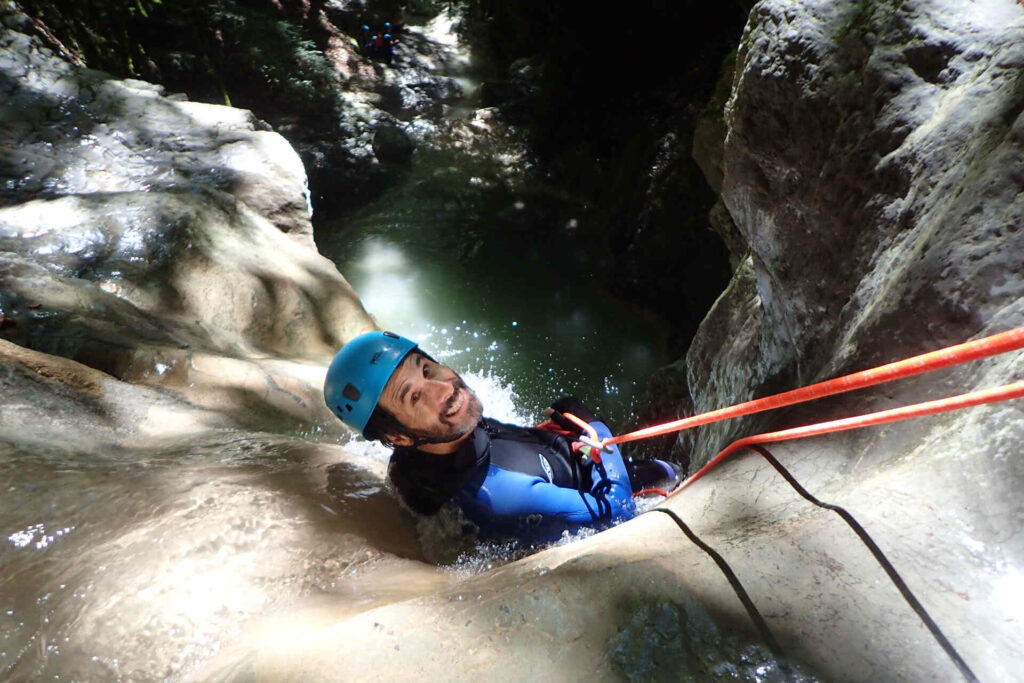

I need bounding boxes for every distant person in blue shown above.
[324,331,680,542]
[360,22,398,65]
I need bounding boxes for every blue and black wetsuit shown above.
[387,417,637,542]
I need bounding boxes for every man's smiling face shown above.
[377,352,483,448]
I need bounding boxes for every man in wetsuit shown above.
[323,331,678,542]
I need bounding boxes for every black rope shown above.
[747,444,979,683]
[651,507,786,661]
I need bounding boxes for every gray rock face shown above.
[0,26,314,243]
[646,0,1024,679]
[0,191,371,364]
[0,17,389,680]
[290,10,470,216]
[678,0,1024,465]
[0,18,375,374]
[718,0,1023,403]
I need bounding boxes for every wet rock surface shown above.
[0,13,396,680]
[278,9,473,218]
[0,9,376,369]
[680,0,1024,465]
[736,0,1017,371]
[637,0,1023,679]
[2,0,1023,680]
[0,24,313,243]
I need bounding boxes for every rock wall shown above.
[636,0,1024,678]
[0,10,393,679]
[3,0,1023,680]
[678,0,1024,465]
[1,8,377,433]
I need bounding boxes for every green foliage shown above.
[17,0,342,125]
[130,0,162,19]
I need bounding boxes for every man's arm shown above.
[461,420,636,526]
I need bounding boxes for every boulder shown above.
[0,190,373,362]
[372,121,415,164]
[0,20,377,391]
[0,23,315,245]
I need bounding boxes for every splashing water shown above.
[338,364,562,568]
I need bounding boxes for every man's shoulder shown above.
[480,416,534,438]
[386,425,491,515]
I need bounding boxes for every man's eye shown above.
[422,363,430,378]
[411,392,420,405]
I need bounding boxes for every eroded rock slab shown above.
[716,0,1024,415]
[642,0,1024,679]
[0,15,376,417]
[0,24,313,242]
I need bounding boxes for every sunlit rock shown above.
[646,0,1024,679]
[2,0,1022,680]
[0,25,313,244]
[0,16,376,382]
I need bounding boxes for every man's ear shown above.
[387,432,415,447]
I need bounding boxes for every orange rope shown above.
[603,326,1024,448]
[671,380,1024,496]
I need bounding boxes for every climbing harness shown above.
[556,411,608,462]
[595,326,1023,681]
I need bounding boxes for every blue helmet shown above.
[324,331,418,436]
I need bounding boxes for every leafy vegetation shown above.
[17,0,342,125]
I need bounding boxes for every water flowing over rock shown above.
[0,10,398,679]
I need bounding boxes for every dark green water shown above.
[315,142,670,427]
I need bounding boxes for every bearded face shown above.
[377,352,483,447]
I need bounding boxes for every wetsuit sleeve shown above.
[464,420,636,525]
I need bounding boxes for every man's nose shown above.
[423,378,453,406]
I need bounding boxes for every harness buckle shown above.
[560,412,614,463]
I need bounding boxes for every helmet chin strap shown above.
[411,431,465,448]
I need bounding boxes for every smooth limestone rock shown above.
[0,340,434,680]
[0,16,376,426]
[714,0,1024,421]
[0,191,370,360]
[640,0,1023,679]
[0,26,313,244]
[0,16,401,680]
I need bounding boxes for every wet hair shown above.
[364,403,413,448]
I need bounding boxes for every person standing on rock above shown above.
[359,24,373,57]
[362,22,398,65]
[323,331,680,542]
[381,22,398,66]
